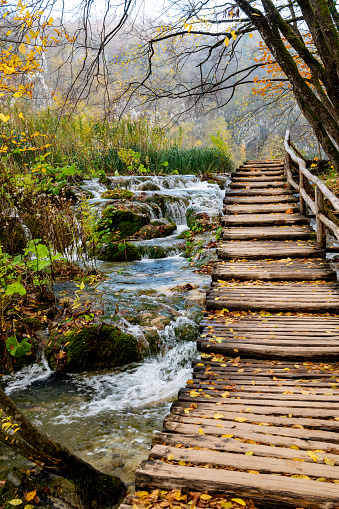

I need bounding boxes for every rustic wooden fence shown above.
[284,130,339,249]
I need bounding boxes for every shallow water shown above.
[2,174,227,485]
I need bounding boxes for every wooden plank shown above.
[212,259,335,280]
[232,176,286,182]
[222,213,308,226]
[152,431,339,463]
[221,226,314,241]
[232,170,284,176]
[150,444,339,480]
[230,181,287,188]
[216,240,324,259]
[223,203,300,214]
[224,195,298,203]
[225,189,294,196]
[135,459,339,508]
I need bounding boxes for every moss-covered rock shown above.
[135,221,176,240]
[0,217,27,255]
[101,189,134,200]
[98,242,141,261]
[21,316,45,330]
[45,324,141,372]
[186,207,213,230]
[139,182,161,191]
[97,207,149,238]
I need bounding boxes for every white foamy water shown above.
[4,354,52,395]
[52,331,196,423]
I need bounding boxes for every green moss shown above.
[101,189,134,200]
[45,324,141,372]
[140,182,161,191]
[21,316,45,330]
[135,222,176,240]
[98,242,141,261]
[97,207,149,238]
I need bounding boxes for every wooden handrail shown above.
[284,130,339,248]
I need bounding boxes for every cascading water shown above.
[1,173,228,485]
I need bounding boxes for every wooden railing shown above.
[284,130,339,249]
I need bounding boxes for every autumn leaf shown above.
[213,413,224,419]
[231,499,246,507]
[200,495,212,500]
[167,454,175,461]
[307,451,318,463]
[234,417,247,423]
[136,492,149,498]
[19,43,26,55]
[245,451,253,455]
[224,37,230,47]
[324,457,335,466]
[0,114,10,123]
[25,491,36,502]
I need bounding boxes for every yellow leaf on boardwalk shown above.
[213,413,224,419]
[307,451,318,462]
[231,499,246,507]
[324,457,335,466]
[234,417,247,423]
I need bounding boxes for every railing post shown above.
[315,187,326,249]
[299,171,306,215]
[284,132,292,190]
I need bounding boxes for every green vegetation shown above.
[2,111,233,176]
[45,324,141,372]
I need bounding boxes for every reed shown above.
[1,108,232,175]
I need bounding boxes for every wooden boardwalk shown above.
[122,160,339,509]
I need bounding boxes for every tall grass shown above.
[1,107,232,175]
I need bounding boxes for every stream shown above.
[1,174,229,486]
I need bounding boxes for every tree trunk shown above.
[0,388,126,508]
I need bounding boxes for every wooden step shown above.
[226,189,294,196]
[212,258,335,280]
[206,282,339,312]
[232,171,284,177]
[224,195,298,204]
[232,175,286,182]
[223,203,299,214]
[230,181,288,188]
[199,314,339,334]
[135,458,339,509]
[222,213,308,226]
[216,240,324,259]
[198,314,339,358]
[221,226,314,241]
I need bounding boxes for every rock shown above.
[21,316,45,330]
[139,182,161,191]
[97,207,149,238]
[134,220,176,240]
[44,324,141,372]
[101,189,134,200]
[97,242,142,262]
